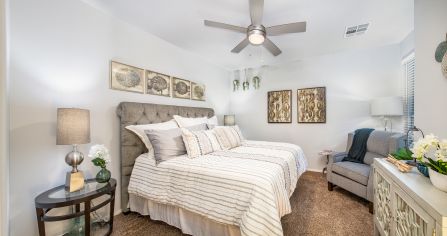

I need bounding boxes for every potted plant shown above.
[88,144,111,183]
[412,134,447,192]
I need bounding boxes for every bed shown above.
[116,102,307,236]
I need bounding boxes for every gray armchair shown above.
[326,130,405,213]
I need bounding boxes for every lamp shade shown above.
[57,108,91,145]
[370,97,403,116]
[224,115,236,126]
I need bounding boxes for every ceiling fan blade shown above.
[266,22,307,36]
[249,0,264,25]
[204,20,246,33]
[263,38,282,56]
[231,38,250,53]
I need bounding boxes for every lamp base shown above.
[65,171,85,192]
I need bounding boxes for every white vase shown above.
[429,168,447,192]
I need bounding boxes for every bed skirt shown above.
[129,193,241,236]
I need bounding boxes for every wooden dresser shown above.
[373,158,447,236]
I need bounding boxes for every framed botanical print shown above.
[297,87,326,123]
[267,90,292,123]
[191,82,206,101]
[172,77,191,99]
[146,70,171,97]
[110,61,144,93]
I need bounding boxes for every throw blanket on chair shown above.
[343,128,375,163]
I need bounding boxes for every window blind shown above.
[403,55,415,145]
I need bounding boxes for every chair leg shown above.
[328,182,334,191]
[369,202,374,214]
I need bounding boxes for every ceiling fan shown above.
[204,0,307,56]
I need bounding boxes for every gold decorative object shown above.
[386,155,412,173]
[297,87,326,123]
[267,90,292,123]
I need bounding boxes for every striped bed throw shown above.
[128,140,307,236]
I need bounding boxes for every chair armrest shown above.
[329,152,348,164]
[327,152,348,181]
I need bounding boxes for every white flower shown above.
[411,134,447,162]
[88,144,111,163]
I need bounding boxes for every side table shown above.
[34,178,117,236]
[318,150,333,175]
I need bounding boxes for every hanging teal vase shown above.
[96,168,111,183]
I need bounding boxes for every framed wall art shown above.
[146,70,171,97]
[297,87,326,123]
[110,61,144,93]
[172,77,191,99]
[267,90,292,123]
[191,82,206,101]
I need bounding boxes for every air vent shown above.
[344,23,370,38]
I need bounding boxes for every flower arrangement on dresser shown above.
[88,144,112,183]
[412,134,447,192]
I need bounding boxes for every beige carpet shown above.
[112,171,373,236]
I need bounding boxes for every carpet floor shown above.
[112,171,373,236]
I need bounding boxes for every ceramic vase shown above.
[429,168,447,192]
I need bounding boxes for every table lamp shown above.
[57,108,90,192]
[370,97,403,131]
[224,115,236,126]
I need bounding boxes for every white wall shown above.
[9,0,230,235]
[0,0,9,235]
[230,44,403,171]
[414,0,447,136]
[400,31,415,59]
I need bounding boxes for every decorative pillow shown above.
[145,124,207,163]
[173,115,208,128]
[125,120,179,151]
[213,125,244,150]
[181,128,222,158]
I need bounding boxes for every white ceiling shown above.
[83,0,414,70]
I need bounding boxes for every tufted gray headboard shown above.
[116,102,215,212]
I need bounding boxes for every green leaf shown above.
[391,148,413,160]
[424,158,447,175]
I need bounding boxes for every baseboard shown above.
[306,168,323,173]
[114,209,122,216]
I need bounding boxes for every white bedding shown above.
[128,140,307,236]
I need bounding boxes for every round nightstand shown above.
[318,150,333,175]
[34,178,116,236]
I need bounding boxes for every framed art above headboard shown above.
[116,102,214,212]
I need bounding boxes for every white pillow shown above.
[213,125,244,150]
[125,119,179,151]
[207,116,218,126]
[181,128,222,159]
[173,115,208,128]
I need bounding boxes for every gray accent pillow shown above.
[145,123,208,163]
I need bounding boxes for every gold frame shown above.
[191,82,206,101]
[172,77,191,99]
[267,90,292,123]
[145,70,171,97]
[109,61,145,94]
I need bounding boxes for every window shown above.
[403,53,415,145]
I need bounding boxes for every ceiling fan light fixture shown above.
[247,25,266,45]
[248,32,265,45]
